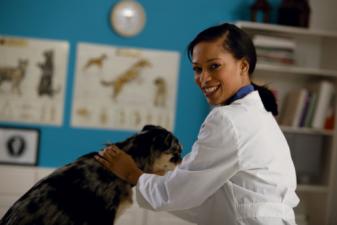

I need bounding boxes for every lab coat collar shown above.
[225,84,255,105]
[231,91,265,110]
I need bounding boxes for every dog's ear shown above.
[120,129,156,156]
[152,132,173,151]
[126,126,170,156]
[141,125,176,152]
[141,124,162,132]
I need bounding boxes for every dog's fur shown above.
[0,125,182,225]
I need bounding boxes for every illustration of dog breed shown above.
[0,59,29,95]
[101,59,151,100]
[83,53,107,71]
[153,77,168,107]
[0,125,182,225]
[37,50,60,97]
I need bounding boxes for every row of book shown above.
[278,80,335,129]
[253,35,296,65]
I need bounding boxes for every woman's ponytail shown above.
[252,82,278,116]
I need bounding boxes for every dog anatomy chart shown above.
[71,43,180,131]
[0,35,69,126]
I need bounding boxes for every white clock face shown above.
[110,0,146,37]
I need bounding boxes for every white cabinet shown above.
[236,21,337,225]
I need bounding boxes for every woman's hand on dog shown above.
[95,145,143,185]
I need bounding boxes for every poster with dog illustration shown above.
[71,42,180,131]
[0,35,69,125]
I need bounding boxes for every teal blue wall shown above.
[0,0,281,167]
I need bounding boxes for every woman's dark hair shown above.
[187,23,278,116]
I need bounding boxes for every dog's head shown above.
[113,125,182,174]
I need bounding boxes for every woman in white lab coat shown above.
[97,23,300,225]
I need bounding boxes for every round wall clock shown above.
[110,0,146,37]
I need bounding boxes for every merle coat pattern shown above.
[0,125,182,225]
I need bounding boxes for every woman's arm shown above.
[97,108,240,211]
[95,146,143,185]
[137,108,240,211]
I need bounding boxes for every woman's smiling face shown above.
[192,37,250,105]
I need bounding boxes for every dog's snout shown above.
[170,154,182,164]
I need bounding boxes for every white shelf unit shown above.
[236,21,337,225]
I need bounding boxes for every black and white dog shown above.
[0,125,182,225]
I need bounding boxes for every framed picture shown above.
[0,126,40,166]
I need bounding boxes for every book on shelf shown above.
[322,92,335,130]
[253,35,296,50]
[311,80,335,129]
[324,105,335,130]
[298,92,312,127]
[279,89,308,127]
[256,47,294,58]
[257,54,295,65]
[280,81,336,130]
[253,35,296,65]
[303,92,317,127]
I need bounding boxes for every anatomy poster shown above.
[71,42,180,131]
[0,35,69,126]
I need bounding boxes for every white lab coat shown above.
[136,91,299,225]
